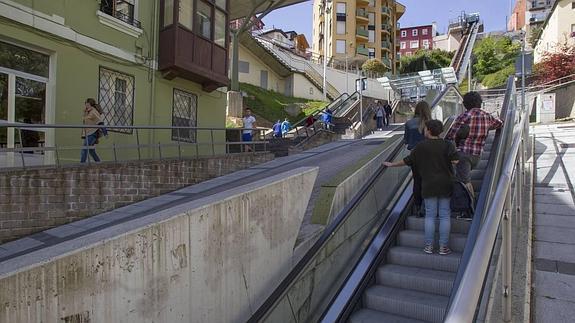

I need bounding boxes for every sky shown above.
[263,0,515,45]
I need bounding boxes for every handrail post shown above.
[502,172,513,322]
[17,128,25,168]
[135,128,141,160]
[177,128,182,159]
[210,129,215,155]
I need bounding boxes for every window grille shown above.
[172,89,197,143]
[98,67,135,134]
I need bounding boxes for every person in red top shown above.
[446,92,503,191]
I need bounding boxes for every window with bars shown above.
[172,89,198,143]
[100,0,141,28]
[98,67,135,134]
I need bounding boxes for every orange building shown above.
[508,0,526,31]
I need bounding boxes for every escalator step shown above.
[471,169,486,180]
[406,216,471,234]
[349,309,426,323]
[397,230,468,253]
[363,285,449,323]
[377,264,455,296]
[387,246,461,273]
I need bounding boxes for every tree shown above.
[473,36,520,84]
[361,59,387,77]
[399,49,453,74]
[533,43,575,85]
[529,26,543,48]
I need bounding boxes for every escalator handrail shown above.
[246,135,406,323]
[444,78,512,318]
[332,91,360,117]
[291,92,350,129]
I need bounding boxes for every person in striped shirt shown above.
[446,92,503,193]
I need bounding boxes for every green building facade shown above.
[0,0,229,164]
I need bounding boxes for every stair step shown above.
[397,230,468,253]
[406,216,471,234]
[387,246,461,272]
[377,264,455,296]
[364,285,449,323]
[349,309,426,323]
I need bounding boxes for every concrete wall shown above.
[238,44,286,93]
[0,167,318,323]
[293,73,325,101]
[553,82,575,119]
[0,153,274,243]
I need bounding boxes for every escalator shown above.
[450,17,481,85]
[247,84,509,323]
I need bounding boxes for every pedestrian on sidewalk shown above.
[281,118,291,137]
[384,101,393,126]
[272,120,282,138]
[80,98,102,163]
[375,101,385,131]
[446,91,503,199]
[385,120,459,255]
[242,108,256,152]
[404,101,432,216]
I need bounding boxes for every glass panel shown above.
[215,0,226,10]
[336,21,346,34]
[214,9,226,47]
[0,41,49,77]
[179,0,193,30]
[0,73,7,146]
[197,1,212,39]
[15,77,46,150]
[163,0,174,27]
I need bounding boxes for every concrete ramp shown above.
[0,167,318,323]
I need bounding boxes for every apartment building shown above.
[509,0,527,31]
[312,0,405,74]
[399,24,436,57]
[528,0,557,25]
[534,0,575,62]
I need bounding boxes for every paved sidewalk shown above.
[532,123,575,323]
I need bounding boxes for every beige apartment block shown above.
[312,0,405,74]
[534,0,575,62]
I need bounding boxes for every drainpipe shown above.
[148,0,159,156]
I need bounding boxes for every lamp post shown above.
[322,0,332,101]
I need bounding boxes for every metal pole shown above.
[521,32,526,114]
[502,176,513,322]
[346,49,349,93]
[322,1,330,101]
[359,78,364,137]
[135,128,141,160]
[468,56,472,91]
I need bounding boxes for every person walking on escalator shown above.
[385,120,459,255]
[375,101,385,131]
[446,92,503,199]
[404,101,432,217]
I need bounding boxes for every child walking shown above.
[384,120,459,255]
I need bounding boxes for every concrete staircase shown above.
[348,133,495,323]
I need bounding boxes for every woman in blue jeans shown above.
[81,98,102,163]
[385,120,459,255]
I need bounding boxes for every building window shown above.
[422,39,429,49]
[410,40,419,48]
[571,24,575,37]
[197,1,212,39]
[368,13,375,25]
[179,0,193,30]
[336,40,346,54]
[406,51,412,56]
[572,1,575,9]
[369,30,375,43]
[422,28,428,35]
[401,30,407,37]
[163,0,174,27]
[172,89,198,143]
[368,48,375,59]
[400,41,406,49]
[214,9,226,47]
[239,61,249,73]
[99,67,135,134]
[412,29,418,36]
[100,0,141,28]
[337,21,346,34]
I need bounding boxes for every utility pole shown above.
[322,0,331,101]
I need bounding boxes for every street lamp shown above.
[322,0,332,101]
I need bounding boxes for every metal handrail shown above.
[444,76,527,322]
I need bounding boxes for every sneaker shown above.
[456,213,473,221]
[439,246,452,255]
[424,244,433,254]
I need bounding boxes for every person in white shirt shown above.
[242,108,256,151]
[375,101,385,131]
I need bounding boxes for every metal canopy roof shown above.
[377,67,458,91]
[230,0,309,20]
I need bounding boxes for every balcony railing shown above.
[100,0,141,28]
[356,28,369,38]
[381,41,392,50]
[382,57,391,67]
[381,7,391,16]
[356,9,369,19]
[356,47,369,56]
[381,23,392,33]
